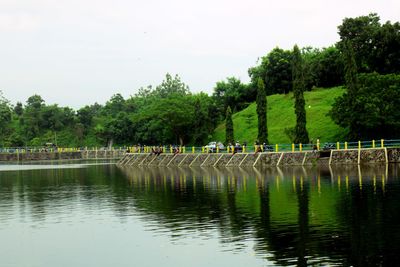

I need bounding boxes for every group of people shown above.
[254,140,273,154]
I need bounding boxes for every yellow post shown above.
[192,146,195,153]
[260,145,263,152]
[292,143,294,152]
[317,139,320,150]
[299,143,302,152]
[345,142,348,150]
[201,146,204,153]
[227,146,230,153]
[337,142,340,150]
[381,139,384,148]
[275,144,279,152]
[217,146,219,153]
[358,141,361,150]
[372,140,375,148]
[242,145,245,153]
[170,146,173,153]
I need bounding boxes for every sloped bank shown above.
[118,148,395,167]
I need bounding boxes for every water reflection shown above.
[0,163,400,266]
[117,164,400,266]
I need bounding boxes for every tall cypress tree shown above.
[256,78,268,144]
[343,41,360,140]
[225,106,234,145]
[292,45,309,144]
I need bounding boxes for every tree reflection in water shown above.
[1,163,400,266]
[118,164,400,266]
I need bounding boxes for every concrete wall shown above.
[0,150,125,162]
[117,148,397,167]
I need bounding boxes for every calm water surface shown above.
[0,161,399,266]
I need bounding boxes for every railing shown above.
[0,147,127,153]
[123,139,400,154]
[1,139,399,154]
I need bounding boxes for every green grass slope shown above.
[212,87,346,145]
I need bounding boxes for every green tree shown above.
[292,45,309,144]
[329,42,360,140]
[249,47,293,95]
[0,91,12,146]
[103,93,126,116]
[212,77,251,120]
[191,93,215,145]
[14,102,23,116]
[21,94,45,141]
[256,78,268,144]
[225,106,234,145]
[337,13,400,74]
[154,73,190,98]
[331,73,400,139]
[337,13,380,72]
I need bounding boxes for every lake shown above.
[0,161,399,266]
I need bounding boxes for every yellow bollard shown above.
[201,146,204,153]
[381,139,384,148]
[337,142,340,150]
[317,139,320,151]
[275,144,279,152]
[358,141,361,150]
[345,142,348,150]
[242,146,245,153]
[292,143,294,152]
[227,146,230,153]
[372,140,375,148]
[299,143,302,152]
[217,146,219,153]
[192,146,195,153]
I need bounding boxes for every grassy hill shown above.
[212,87,347,145]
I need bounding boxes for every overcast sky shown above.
[0,0,399,109]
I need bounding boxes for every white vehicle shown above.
[204,141,225,153]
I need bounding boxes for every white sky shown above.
[0,0,399,109]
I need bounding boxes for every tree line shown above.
[0,13,399,147]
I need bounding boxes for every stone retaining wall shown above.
[190,154,209,167]
[157,154,174,166]
[168,154,186,166]
[226,153,246,167]
[387,148,400,162]
[179,154,197,166]
[278,152,306,166]
[149,154,167,166]
[117,148,397,167]
[201,154,222,166]
[359,148,386,164]
[254,153,281,167]
[214,154,232,166]
[330,150,359,165]
[240,154,259,166]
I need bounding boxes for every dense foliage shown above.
[292,45,309,144]
[256,78,268,144]
[225,106,234,145]
[0,13,399,147]
[330,73,400,140]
